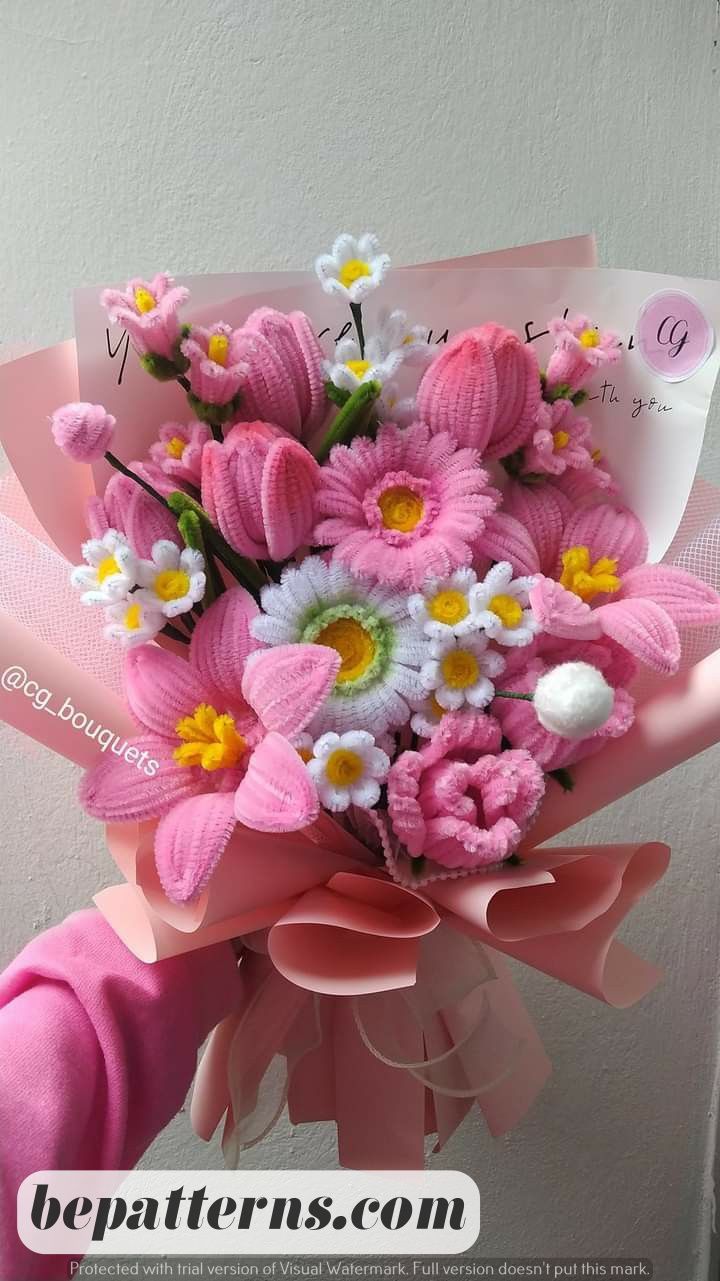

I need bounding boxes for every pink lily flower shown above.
[149,420,211,488]
[545,313,621,396]
[181,323,248,409]
[231,308,328,441]
[101,274,189,361]
[80,587,339,903]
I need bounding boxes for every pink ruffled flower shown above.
[523,399,594,478]
[80,587,339,903]
[149,420,211,488]
[416,324,541,459]
[528,504,720,673]
[387,711,545,869]
[313,421,499,591]
[50,402,115,462]
[101,273,189,360]
[231,308,327,441]
[202,421,320,561]
[545,314,621,396]
[181,323,248,410]
[86,459,182,557]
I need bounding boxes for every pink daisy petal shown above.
[154,791,237,904]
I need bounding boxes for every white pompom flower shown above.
[421,634,506,711]
[315,233,390,304]
[306,730,390,812]
[409,568,486,640]
[533,661,614,740]
[470,561,539,647]
[71,529,138,605]
[103,597,164,648]
[135,540,205,619]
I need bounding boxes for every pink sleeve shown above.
[0,908,239,1281]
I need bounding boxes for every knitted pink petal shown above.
[501,480,569,575]
[189,586,262,705]
[478,325,542,459]
[242,644,340,738]
[476,511,541,575]
[561,505,648,572]
[234,732,319,832]
[620,563,720,626]
[79,736,202,822]
[594,599,680,673]
[289,310,328,436]
[261,436,320,561]
[529,577,602,640]
[124,485,182,556]
[234,330,302,437]
[154,791,236,904]
[201,437,268,558]
[125,646,216,736]
[416,329,498,451]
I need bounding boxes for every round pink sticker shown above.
[636,290,714,382]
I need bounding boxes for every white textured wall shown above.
[2,2,720,1277]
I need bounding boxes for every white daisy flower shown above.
[324,334,404,394]
[421,634,506,711]
[103,597,164,648]
[135,540,206,619]
[373,308,432,365]
[376,383,417,426]
[315,233,390,304]
[408,568,487,640]
[410,690,447,738]
[469,561,540,647]
[70,529,138,605]
[250,556,428,736]
[306,730,390,812]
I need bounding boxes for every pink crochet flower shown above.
[545,314,621,396]
[387,711,545,869]
[51,402,115,462]
[416,323,541,459]
[86,459,182,557]
[80,588,339,904]
[202,421,320,561]
[149,421,211,488]
[101,274,189,360]
[528,504,720,673]
[313,421,498,591]
[523,399,594,477]
[181,323,247,409]
[231,308,327,441]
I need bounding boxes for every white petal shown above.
[349,778,381,809]
[339,729,374,753]
[466,677,495,708]
[151,540,180,570]
[314,732,340,759]
[180,548,205,575]
[436,685,464,711]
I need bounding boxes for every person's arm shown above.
[0,908,239,1281]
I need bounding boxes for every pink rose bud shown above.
[51,402,116,462]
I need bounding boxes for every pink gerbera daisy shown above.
[313,421,498,591]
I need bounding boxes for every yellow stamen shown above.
[377,485,424,533]
[559,545,621,603]
[489,593,523,628]
[97,555,120,583]
[315,617,376,685]
[579,327,600,348]
[441,649,479,690]
[154,569,190,602]
[338,259,371,290]
[165,435,186,459]
[428,589,469,626]
[325,748,364,787]
[133,287,156,314]
[124,603,142,631]
[346,358,371,378]
[297,746,313,764]
[591,448,602,463]
[553,429,570,450]
[207,333,229,366]
[174,703,246,772]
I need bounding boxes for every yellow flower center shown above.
[489,593,523,628]
[296,745,313,763]
[441,649,480,690]
[579,327,600,348]
[346,358,371,378]
[428,589,469,626]
[315,617,376,685]
[174,703,246,772]
[133,287,156,314]
[165,435,186,459]
[553,429,570,450]
[154,569,190,602]
[338,259,371,289]
[97,555,121,583]
[207,333,229,366]
[559,545,621,603]
[377,485,424,533]
[124,602,142,631]
[325,748,365,787]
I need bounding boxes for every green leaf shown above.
[314,380,382,463]
[324,380,352,408]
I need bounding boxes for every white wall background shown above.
[2,1,720,1277]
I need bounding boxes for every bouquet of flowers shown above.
[3,233,720,1169]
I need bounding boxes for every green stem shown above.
[350,302,365,357]
[493,690,534,702]
[161,622,190,645]
[105,452,169,509]
[209,423,224,442]
[314,380,381,464]
[167,492,265,597]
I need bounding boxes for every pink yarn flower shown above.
[80,587,339,903]
[313,421,498,591]
[181,323,247,412]
[388,711,544,869]
[86,459,182,557]
[101,274,189,360]
[415,324,541,459]
[202,421,320,561]
[231,308,328,441]
[523,399,594,478]
[149,420,211,488]
[545,314,621,396]
[50,402,115,462]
